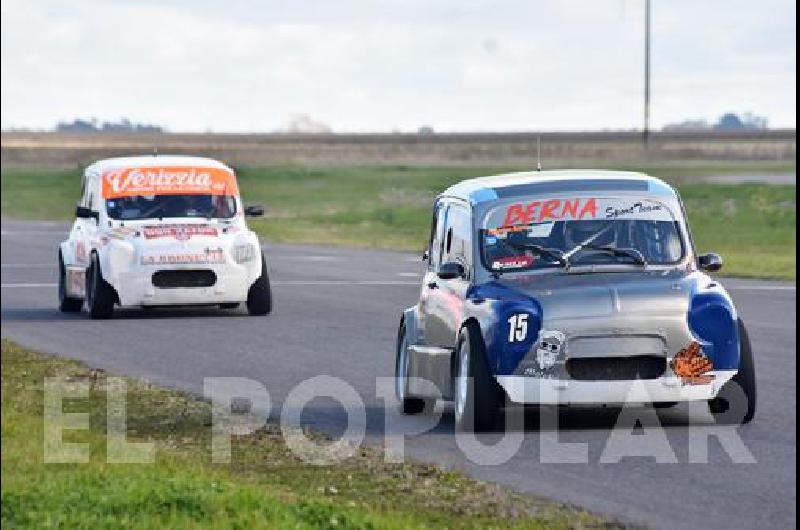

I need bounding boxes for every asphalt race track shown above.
[2,219,796,529]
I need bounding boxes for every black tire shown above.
[395,321,427,415]
[86,253,115,319]
[246,254,273,316]
[453,322,502,432]
[58,253,83,312]
[709,319,756,424]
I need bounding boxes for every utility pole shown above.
[643,0,651,148]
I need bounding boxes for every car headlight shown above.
[232,243,257,264]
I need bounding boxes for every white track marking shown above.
[396,272,421,277]
[745,320,799,331]
[1,230,67,236]
[269,255,342,262]
[1,283,57,288]
[1,280,418,288]
[1,279,792,290]
[729,285,796,291]
[273,280,418,286]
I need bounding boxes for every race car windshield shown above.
[105,194,237,220]
[481,197,684,272]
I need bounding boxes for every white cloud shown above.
[1,0,795,131]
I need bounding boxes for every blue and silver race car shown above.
[396,170,755,431]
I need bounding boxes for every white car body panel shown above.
[496,370,737,405]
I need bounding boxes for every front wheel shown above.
[709,318,756,424]
[58,253,83,312]
[246,253,273,316]
[395,321,427,414]
[453,323,502,432]
[86,253,115,319]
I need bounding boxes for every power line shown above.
[644,0,651,147]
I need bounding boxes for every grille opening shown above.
[566,356,666,381]
[152,269,216,289]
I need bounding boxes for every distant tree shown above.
[56,118,98,132]
[277,114,331,134]
[417,125,435,135]
[714,112,768,130]
[55,117,163,133]
[662,119,710,131]
[664,113,769,132]
[741,112,768,129]
[715,113,745,130]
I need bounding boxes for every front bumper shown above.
[111,262,258,307]
[496,370,737,405]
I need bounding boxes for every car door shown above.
[70,173,98,269]
[425,202,472,348]
[418,200,448,345]
[436,201,472,348]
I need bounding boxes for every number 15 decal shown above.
[508,313,528,342]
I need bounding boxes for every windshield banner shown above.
[102,167,239,199]
[489,197,674,228]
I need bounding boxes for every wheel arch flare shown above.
[687,280,740,370]
[466,281,543,376]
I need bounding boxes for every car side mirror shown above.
[75,205,99,221]
[244,204,265,217]
[437,261,465,280]
[698,253,723,272]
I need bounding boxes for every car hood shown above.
[469,270,739,375]
[496,271,694,322]
[477,270,701,357]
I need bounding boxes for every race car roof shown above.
[85,155,234,176]
[441,170,677,205]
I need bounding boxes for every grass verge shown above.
[1,340,610,529]
[1,164,795,280]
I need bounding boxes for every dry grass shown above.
[1,130,795,169]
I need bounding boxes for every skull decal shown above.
[536,330,565,370]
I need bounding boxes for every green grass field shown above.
[1,164,795,279]
[1,340,605,529]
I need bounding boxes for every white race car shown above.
[58,155,272,318]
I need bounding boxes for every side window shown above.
[79,176,87,207]
[81,175,97,211]
[86,178,97,211]
[442,204,472,271]
[428,202,448,269]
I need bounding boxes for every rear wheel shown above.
[86,253,115,319]
[246,253,273,315]
[58,253,83,312]
[395,321,427,414]
[709,319,756,424]
[453,323,502,432]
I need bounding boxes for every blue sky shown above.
[1,0,795,132]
